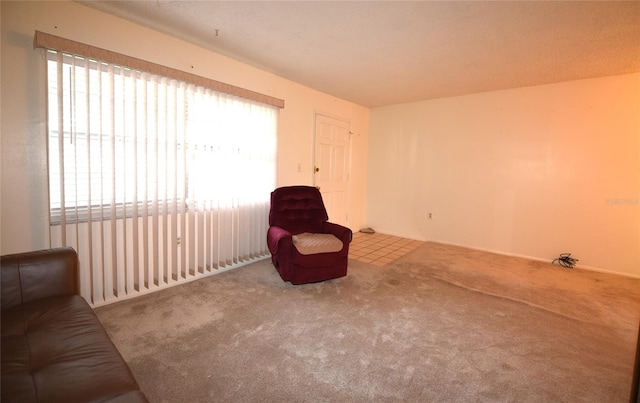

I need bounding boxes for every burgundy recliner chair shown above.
[267,186,352,284]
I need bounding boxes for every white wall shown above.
[369,74,640,277]
[0,1,369,255]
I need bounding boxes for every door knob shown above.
[314,166,320,173]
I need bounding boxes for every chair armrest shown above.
[1,247,78,310]
[322,222,353,246]
[267,226,293,255]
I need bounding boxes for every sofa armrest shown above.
[322,222,353,248]
[1,247,78,310]
[267,226,293,255]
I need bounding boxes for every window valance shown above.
[34,30,285,109]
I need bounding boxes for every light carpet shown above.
[96,242,640,402]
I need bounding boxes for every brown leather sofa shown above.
[1,247,147,402]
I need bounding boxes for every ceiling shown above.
[78,1,640,108]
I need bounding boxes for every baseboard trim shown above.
[386,234,640,280]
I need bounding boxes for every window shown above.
[39,32,282,305]
[46,50,277,224]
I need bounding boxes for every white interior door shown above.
[314,114,351,226]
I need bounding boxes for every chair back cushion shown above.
[269,186,328,234]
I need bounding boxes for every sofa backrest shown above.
[1,247,78,310]
[269,186,329,235]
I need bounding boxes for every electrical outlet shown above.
[297,163,301,173]
[428,213,432,220]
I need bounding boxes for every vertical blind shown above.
[46,49,278,306]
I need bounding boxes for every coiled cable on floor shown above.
[553,253,578,268]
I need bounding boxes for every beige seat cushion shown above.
[292,232,344,255]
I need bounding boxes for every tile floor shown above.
[349,231,425,267]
